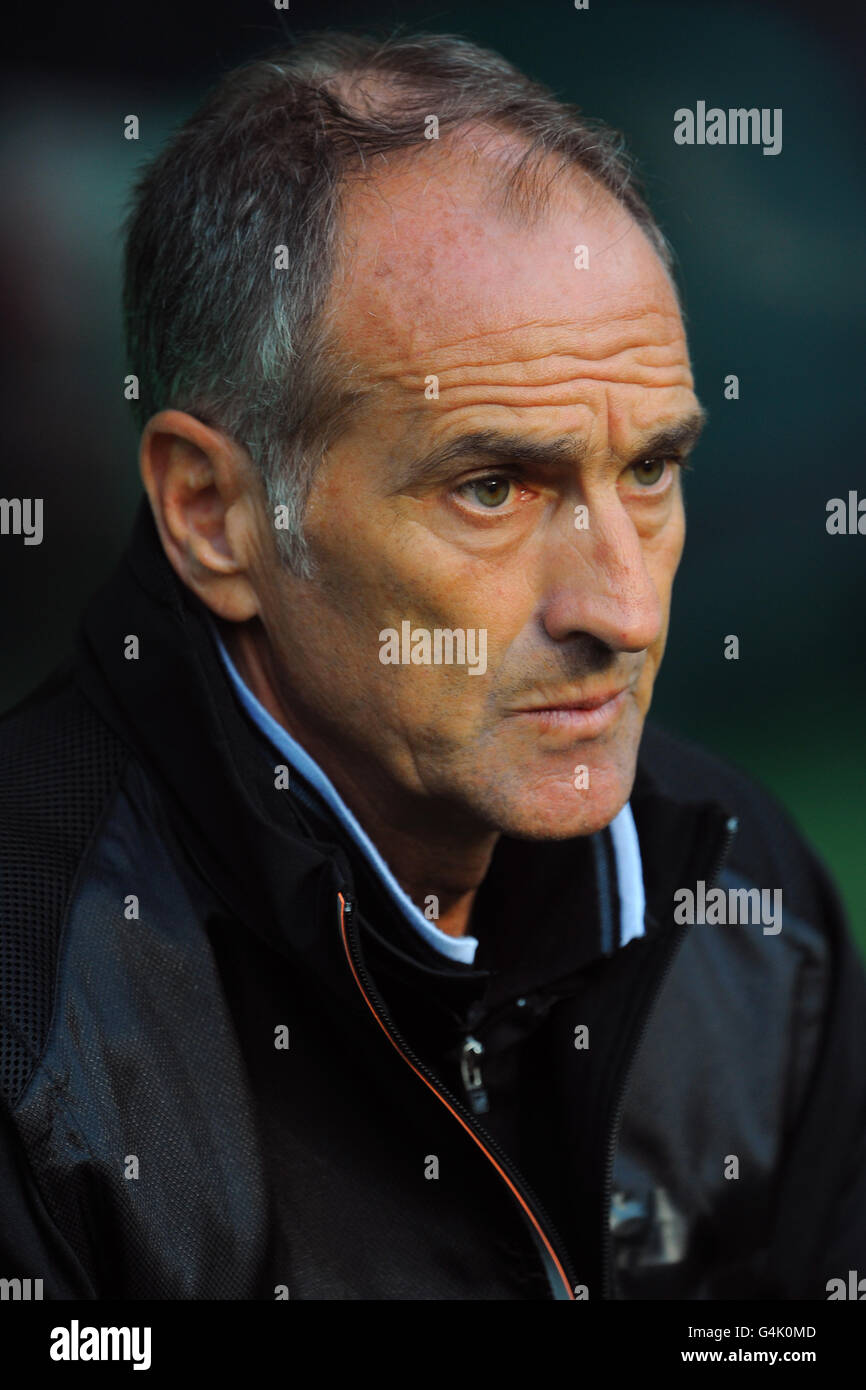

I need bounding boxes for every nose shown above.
[540,498,666,654]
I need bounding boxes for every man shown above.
[1,30,864,1301]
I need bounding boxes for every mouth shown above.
[506,686,631,737]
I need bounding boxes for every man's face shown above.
[248,154,703,840]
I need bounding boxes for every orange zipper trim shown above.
[338,891,574,1301]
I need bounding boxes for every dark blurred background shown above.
[4,1,865,950]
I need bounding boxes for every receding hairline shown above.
[332,114,665,237]
[316,126,680,431]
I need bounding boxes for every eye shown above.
[630,457,670,487]
[459,475,515,509]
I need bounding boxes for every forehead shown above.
[325,142,687,383]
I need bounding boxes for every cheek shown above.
[371,517,534,636]
[646,501,685,603]
[636,511,684,696]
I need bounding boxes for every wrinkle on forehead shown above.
[372,314,690,384]
[324,144,687,411]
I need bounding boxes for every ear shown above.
[139,410,263,621]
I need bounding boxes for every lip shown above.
[508,687,630,737]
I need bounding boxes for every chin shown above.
[481,750,638,841]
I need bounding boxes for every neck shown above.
[222,621,498,938]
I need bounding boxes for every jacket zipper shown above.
[338,891,578,1301]
[454,992,538,1115]
[459,1035,490,1115]
[600,812,740,1299]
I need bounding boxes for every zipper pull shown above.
[460,1035,490,1116]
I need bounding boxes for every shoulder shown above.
[0,665,129,1108]
[638,722,866,1184]
[638,719,845,937]
[0,661,130,845]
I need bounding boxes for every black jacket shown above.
[1,501,865,1301]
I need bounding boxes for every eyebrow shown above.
[392,407,708,488]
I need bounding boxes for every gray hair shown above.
[122,29,676,576]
